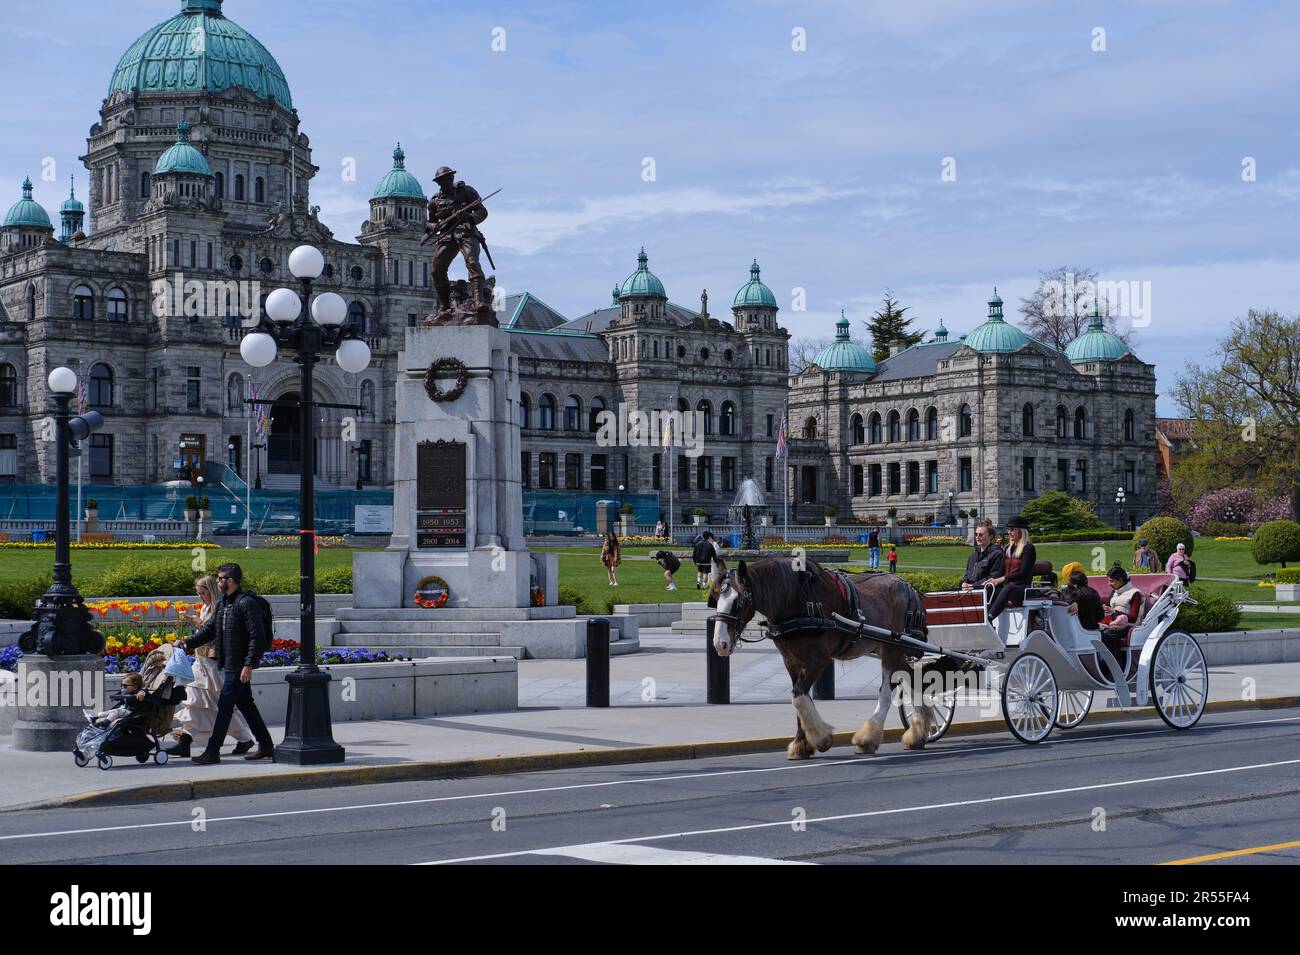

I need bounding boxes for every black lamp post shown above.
[947,488,956,526]
[351,444,365,491]
[1115,485,1127,530]
[252,439,265,489]
[240,244,372,765]
[18,368,105,656]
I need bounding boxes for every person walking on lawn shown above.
[601,532,621,587]
[888,544,898,573]
[692,531,718,589]
[177,563,276,765]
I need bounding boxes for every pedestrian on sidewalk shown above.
[166,574,255,758]
[177,563,276,765]
[692,531,718,589]
[601,532,621,587]
[888,544,898,573]
[655,515,667,539]
[867,527,881,570]
[652,550,682,590]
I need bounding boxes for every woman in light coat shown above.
[167,574,255,758]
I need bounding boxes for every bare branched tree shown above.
[1018,266,1132,351]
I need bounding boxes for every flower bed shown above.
[617,535,671,545]
[905,535,966,546]
[266,535,347,548]
[0,541,219,550]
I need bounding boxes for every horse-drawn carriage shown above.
[709,556,1208,757]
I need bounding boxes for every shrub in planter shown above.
[1133,517,1193,564]
[1250,520,1300,569]
[198,496,210,510]
[85,499,99,510]
[87,558,201,598]
[1276,568,1300,584]
[886,507,898,519]
[824,506,836,518]
[246,571,298,595]
[620,502,635,515]
[315,566,354,594]
[184,496,198,511]
[0,573,54,620]
[1176,586,1241,634]
[557,584,595,616]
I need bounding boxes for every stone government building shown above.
[0,0,1157,530]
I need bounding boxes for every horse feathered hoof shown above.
[814,733,833,753]
[901,716,929,750]
[852,719,884,755]
[787,738,815,760]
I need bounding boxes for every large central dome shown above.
[108,1,293,109]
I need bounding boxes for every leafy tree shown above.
[1251,520,1300,569]
[864,290,923,363]
[1172,310,1300,520]
[1017,266,1130,351]
[1019,490,1104,534]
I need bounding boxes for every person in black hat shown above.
[987,515,1037,621]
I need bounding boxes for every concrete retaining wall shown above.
[1199,629,1300,666]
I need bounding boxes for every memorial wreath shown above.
[424,357,468,403]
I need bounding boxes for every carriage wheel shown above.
[1055,691,1094,729]
[97,754,113,770]
[73,750,89,768]
[897,688,958,743]
[154,750,169,765]
[1002,653,1058,744]
[1151,630,1207,730]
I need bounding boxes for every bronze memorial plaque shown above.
[416,440,467,548]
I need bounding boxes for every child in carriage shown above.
[91,672,149,727]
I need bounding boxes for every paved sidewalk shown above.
[1,653,1297,811]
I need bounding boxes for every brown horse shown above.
[709,556,935,759]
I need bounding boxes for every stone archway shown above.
[268,391,301,473]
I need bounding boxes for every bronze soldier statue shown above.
[423,165,493,325]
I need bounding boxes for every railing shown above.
[613,522,968,546]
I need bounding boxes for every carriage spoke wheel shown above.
[1001,653,1058,744]
[1055,690,1094,729]
[1151,630,1207,730]
[898,687,958,743]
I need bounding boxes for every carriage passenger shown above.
[1062,569,1104,630]
[960,519,1005,591]
[986,515,1036,621]
[1103,565,1143,628]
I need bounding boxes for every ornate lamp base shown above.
[274,668,345,765]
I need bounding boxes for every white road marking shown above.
[416,757,1300,865]
[533,843,813,865]
[2,714,1297,844]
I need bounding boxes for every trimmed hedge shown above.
[0,574,53,621]
[1032,530,1132,543]
[1251,520,1300,569]
[1133,517,1193,564]
[1176,585,1241,634]
[1276,568,1300,584]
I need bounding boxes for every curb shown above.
[16,694,1300,811]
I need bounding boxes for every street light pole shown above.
[240,245,371,766]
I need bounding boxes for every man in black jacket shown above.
[960,519,1006,591]
[178,563,276,764]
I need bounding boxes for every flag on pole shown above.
[248,379,267,442]
[775,412,788,459]
[662,413,674,449]
[76,377,86,415]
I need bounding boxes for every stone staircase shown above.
[334,606,639,659]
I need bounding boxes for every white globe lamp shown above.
[265,287,302,323]
[312,292,348,327]
[240,331,278,368]
[336,338,372,374]
[48,367,77,394]
[288,245,325,281]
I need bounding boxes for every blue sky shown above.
[4,0,1299,414]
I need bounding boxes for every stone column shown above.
[11,654,107,752]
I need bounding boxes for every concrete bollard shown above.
[585,617,610,707]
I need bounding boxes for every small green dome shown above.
[813,311,877,373]
[733,259,777,308]
[964,287,1028,353]
[1066,305,1130,362]
[60,177,84,213]
[154,121,212,177]
[619,248,667,298]
[4,177,52,229]
[109,1,293,109]
[372,144,426,200]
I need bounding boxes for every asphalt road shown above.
[2,707,1299,866]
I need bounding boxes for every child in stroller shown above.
[75,644,188,770]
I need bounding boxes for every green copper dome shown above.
[619,248,667,298]
[4,177,52,229]
[733,259,777,308]
[108,1,293,109]
[1066,303,1130,362]
[154,121,212,176]
[813,311,877,373]
[964,287,1029,353]
[372,144,426,200]
[60,177,84,213]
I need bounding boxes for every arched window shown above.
[538,393,557,430]
[564,395,582,431]
[107,288,128,323]
[214,172,224,199]
[851,413,865,445]
[140,171,151,199]
[926,406,938,440]
[589,396,607,432]
[888,410,901,443]
[1123,408,1135,442]
[1074,407,1087,440]
[719,401,736,436]
[360,380,376,419]
[226,373,244,414]
[869,412,882,444]
[235,175,246,201]
[347,302,367,333]
[89,363,113,408]
[27,285,36,321]
[1022,402,1035,436]
[0,364,17,407]
[697,399,713,435]
[73,285,94,321]
[907,409,920,442]
[959,404,973,437]
[519,393,531,429]
[255,177,265,203]
[1056,405,1068,438]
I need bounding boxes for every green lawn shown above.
[0,545,369,586]
[1236,613,1300,631]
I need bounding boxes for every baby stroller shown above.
[74,645,189,770]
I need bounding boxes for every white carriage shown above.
[835,567,1208,744]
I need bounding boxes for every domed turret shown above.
[812,311,877,374]
[59,176,85,242]
[1065,299,1130,363]
[109,1,293,109]
[4,177,52,230]
[619,248,666,298]
[964,288,1029,353]
[154,121,212,177]
[372,144,425,200]
[733,259,777,308]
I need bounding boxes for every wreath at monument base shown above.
[424,357,468,403]
[413,575,451,609]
